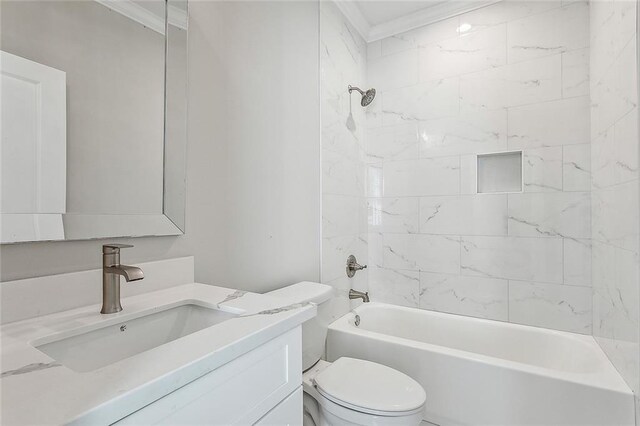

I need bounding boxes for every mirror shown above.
[0,0,188,243]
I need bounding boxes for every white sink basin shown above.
[34,302,238,372]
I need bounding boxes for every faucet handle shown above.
[346,255,367,278]
[103,244,134,254]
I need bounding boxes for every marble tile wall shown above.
[321,2,369,320]
[590,0,640,403]
[365,1,593,333]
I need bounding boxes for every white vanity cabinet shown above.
[113,327,303,425]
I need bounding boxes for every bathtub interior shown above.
[341,303,617,376]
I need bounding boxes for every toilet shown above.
[266,282,426,426]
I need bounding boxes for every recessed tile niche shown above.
[477,152,522,193]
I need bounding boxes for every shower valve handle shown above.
[346,255,367,278]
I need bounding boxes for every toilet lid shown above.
[313,357,426,415]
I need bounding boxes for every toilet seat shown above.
[313,357,426,417]
[312,389,424,426]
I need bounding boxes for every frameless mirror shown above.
[0,0,188,243]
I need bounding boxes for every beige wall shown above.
[0,1,321,294]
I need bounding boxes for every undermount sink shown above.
[34,302,238,372]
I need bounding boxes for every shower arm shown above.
[348,85,364,95]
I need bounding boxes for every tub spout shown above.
[349,289,370,303]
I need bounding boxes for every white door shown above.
[0,50,67,242]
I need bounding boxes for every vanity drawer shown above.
[114,327,302,425]
[255,387,303,425]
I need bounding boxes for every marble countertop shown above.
[0,283,315,425]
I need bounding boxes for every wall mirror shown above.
[0,0,188,243]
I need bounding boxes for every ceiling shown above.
[352,1,446,27]
[337,0,501,42]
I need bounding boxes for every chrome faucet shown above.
[349,289,370,303]
[102,244,144,314]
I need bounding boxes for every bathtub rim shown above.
[328,302,632,396]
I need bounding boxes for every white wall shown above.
[320,2,369,319]
[590,0,639,406]
[364,1,593,333]
[185,0,321,292]
[0,1,321,294]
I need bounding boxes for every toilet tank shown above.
[265,282,334,370]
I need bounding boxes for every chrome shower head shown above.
[348,85,376,107]
[361,88,376,106]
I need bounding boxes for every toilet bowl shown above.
[266,282,426,426]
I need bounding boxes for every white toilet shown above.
[266,282,426,426]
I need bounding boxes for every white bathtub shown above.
[326,303,634,426]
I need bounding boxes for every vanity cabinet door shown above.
[254,387,303,426]
[114,327,302,425]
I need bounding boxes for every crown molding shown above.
[167,3,188,30]
[333,1,371,41]
[335,0,501,43]
[94,0,187,35]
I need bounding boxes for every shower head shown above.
[348,85,376,107]
[361,88,376,106]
